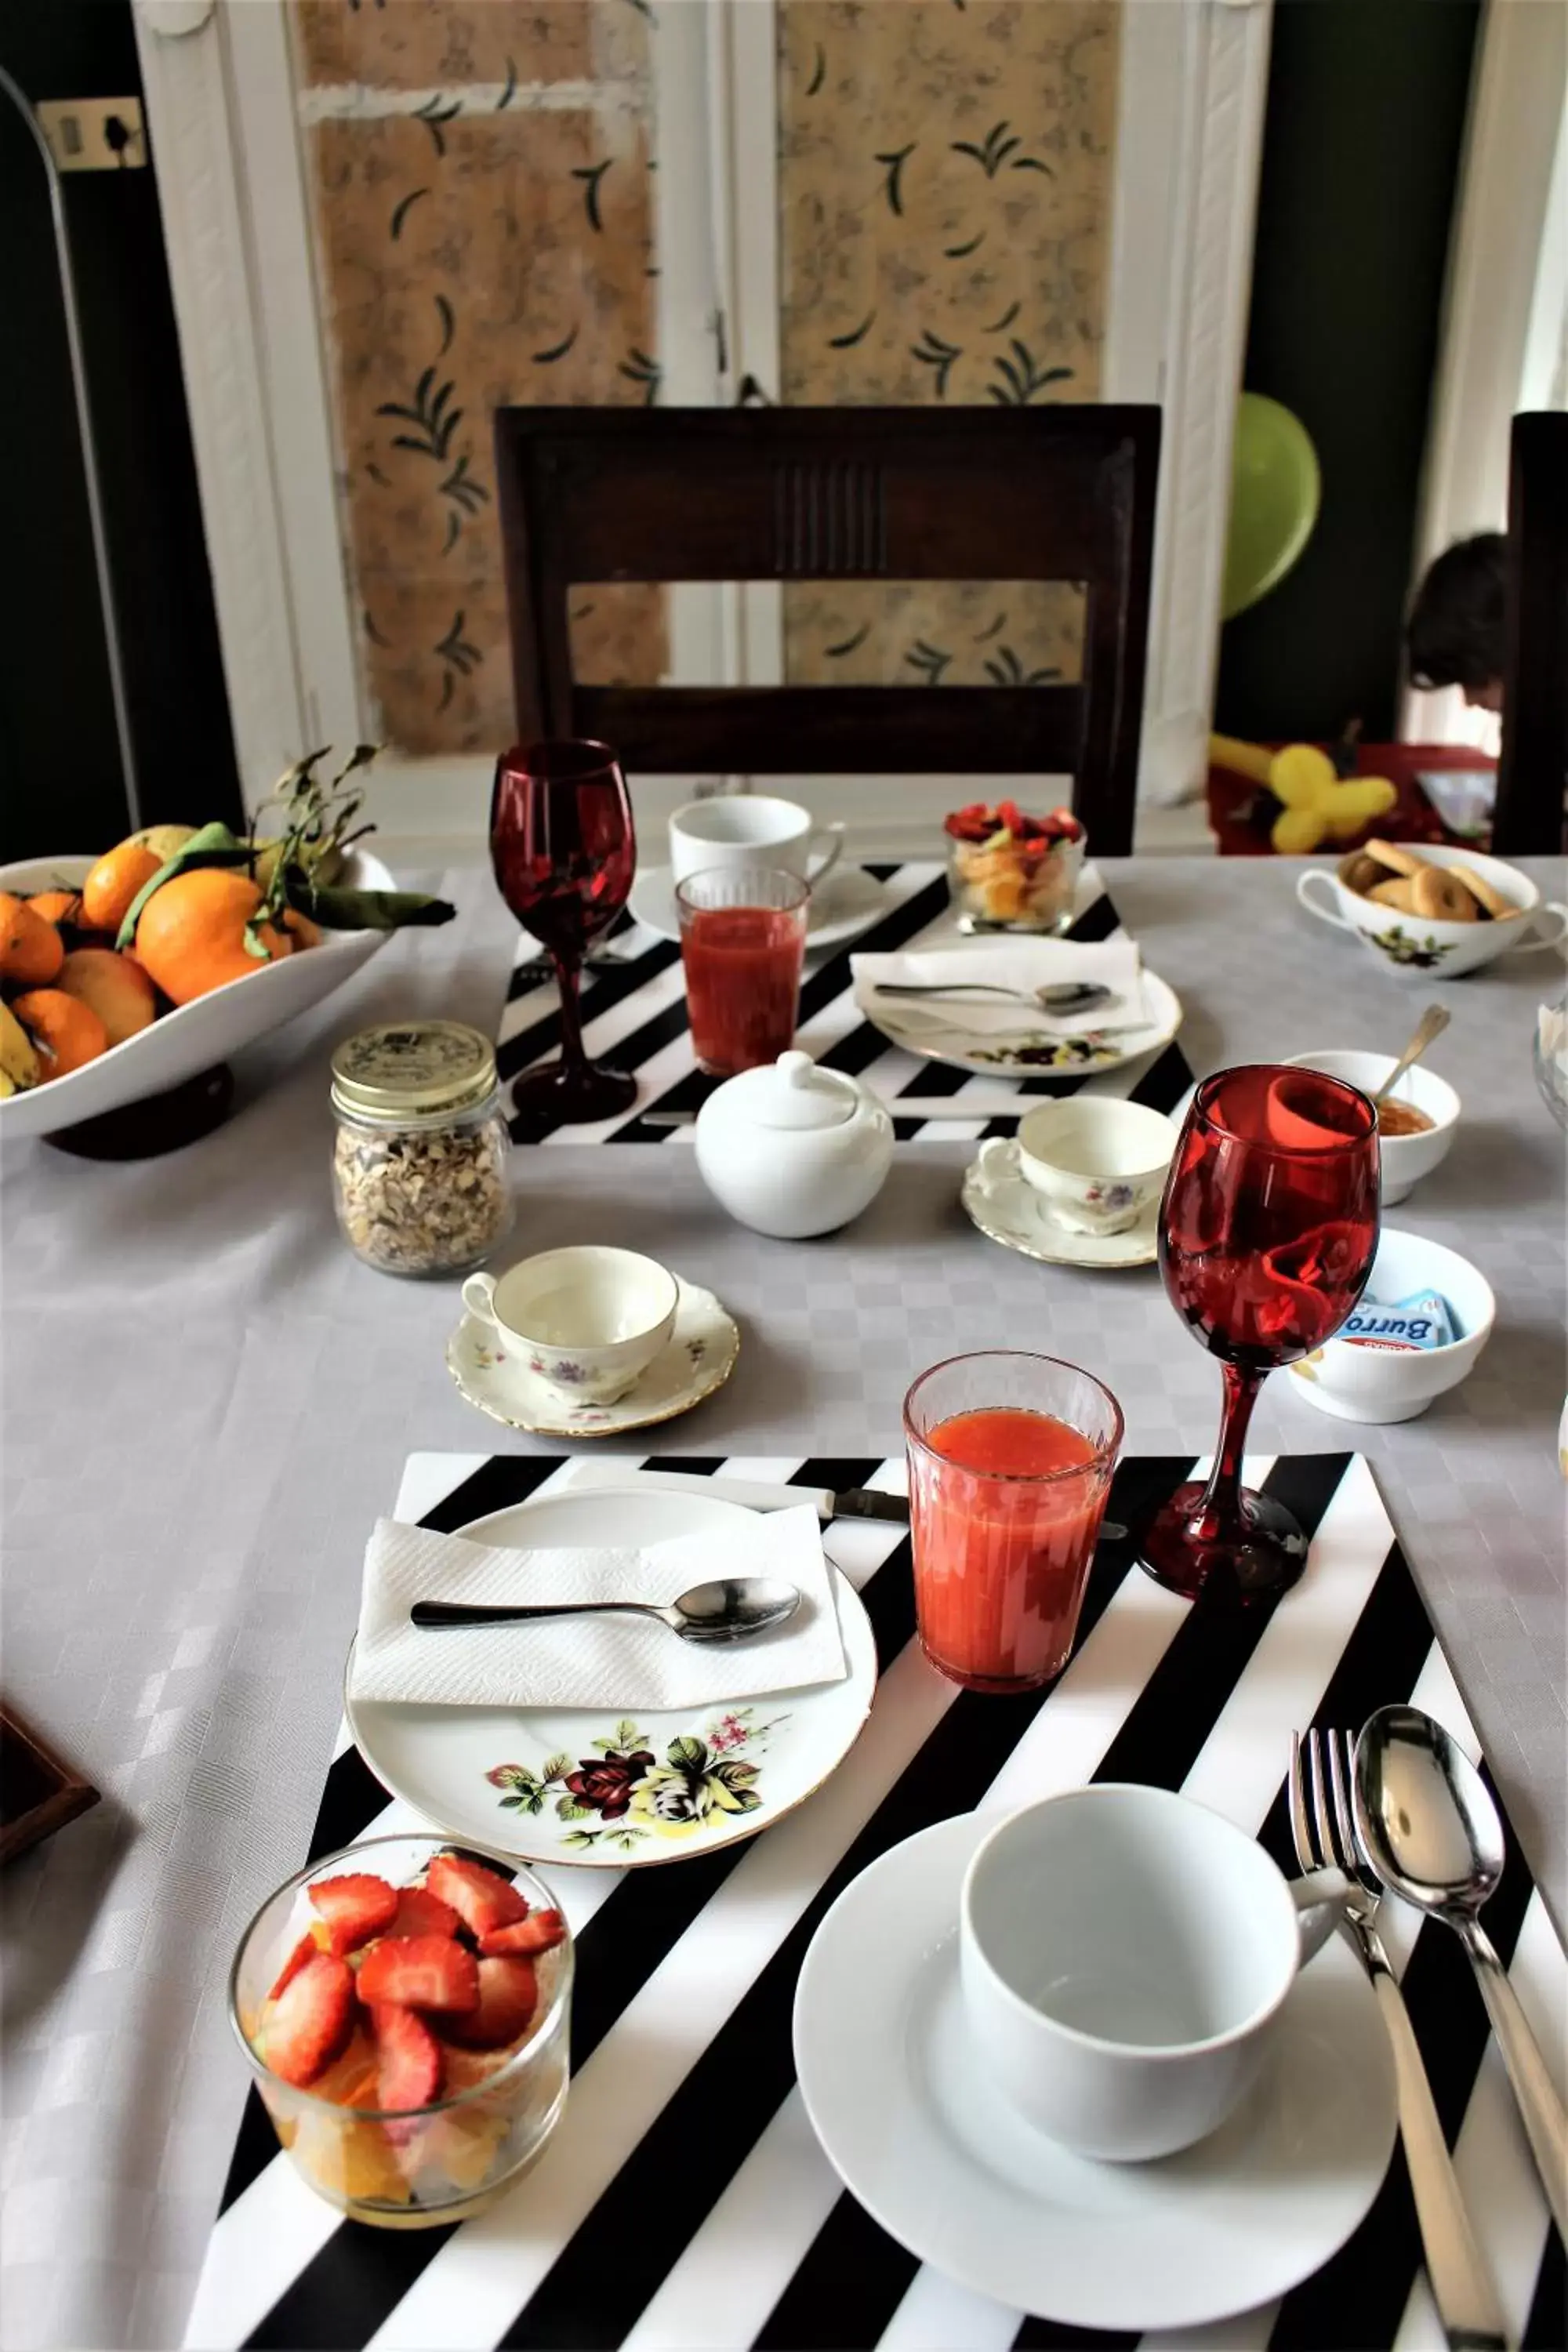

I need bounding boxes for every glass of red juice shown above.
[677,866,811,1076]
[904,1352,1124,1694]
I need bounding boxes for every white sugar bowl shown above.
[695,1050,895,1238]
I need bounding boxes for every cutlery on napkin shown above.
[350,1510,847,1712]
[852,938,1149,1036]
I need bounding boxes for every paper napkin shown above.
[348,1509,847,1712]
[851,935,1147,1036]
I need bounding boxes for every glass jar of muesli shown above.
[330,1022,512,1277]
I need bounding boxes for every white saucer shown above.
[446,1276,739,1437]
[347,1486,878,1868]
[962,1142,1160,1268]
[629,862,897,952]
[858,966,1182,1080]
[793,1813,1397,2333]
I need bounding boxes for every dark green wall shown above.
[1214,0,1482,745]
[2,1,240,857]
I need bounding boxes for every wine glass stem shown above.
[553,949,588,1076]
[1194,1362,1263,1539]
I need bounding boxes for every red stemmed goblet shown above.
[1140,1064,1379,1602]
[491,740,637,1123]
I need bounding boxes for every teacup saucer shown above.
[793,1813,1396,2334]
[445,1276,739,1437]
[962,1140,1159,1269]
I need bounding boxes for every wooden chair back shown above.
[494,406,1160,854]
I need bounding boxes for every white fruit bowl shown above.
[0,848,396,1142]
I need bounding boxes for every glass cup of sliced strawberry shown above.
[229,1835,572,2227]
[943,800,1086,935]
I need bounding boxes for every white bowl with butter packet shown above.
[1289,1228,1494,1424]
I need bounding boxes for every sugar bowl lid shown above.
[331,1020,498,1121]
[706,1050,861,1132]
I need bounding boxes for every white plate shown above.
[629,862,898,952]
[962,1142,1160,1269]
[793,1813,1397,2333]
[0,848,394,1142]
[347,1486,878,1868]
[857,964,1183,1080]
[445,1276,739,1438]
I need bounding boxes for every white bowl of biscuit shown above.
[1297,840,1567,979]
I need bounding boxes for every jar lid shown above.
[331,1021,498,1121]
[706,1049,858,1133]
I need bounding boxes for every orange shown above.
[81,841,162,934]
[0,895,64,987]
[132,869,292,1005]
[27,889,82,927]
[280,909,323,951]
[12,988,109,1079]
[56,947,158,1046]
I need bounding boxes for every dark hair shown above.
[1406,532,1507,691]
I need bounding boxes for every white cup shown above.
[462,1246,679,1406]
[668,795,844,889]
[1007,1097,1177,1236]
[960,1784,1345,2161]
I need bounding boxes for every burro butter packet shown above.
[1341,1289,1457,1352]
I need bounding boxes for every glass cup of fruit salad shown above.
[945,800,1086,934]
[229,1835,572,2227]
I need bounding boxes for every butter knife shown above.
[556,1461,909,1525]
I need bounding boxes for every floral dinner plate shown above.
[858,964,1182,1080]
[347,1486,879,1867]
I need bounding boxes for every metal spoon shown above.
[877,979,1116,1013]
[410,1577,802,1644]
[1356,1704,1568,2239]
[1372,1004,1450,1105]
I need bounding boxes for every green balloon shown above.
[1222,393,1321,621]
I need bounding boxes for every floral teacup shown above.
[463,1247,678,1405]
[1003,1097,1176,1236]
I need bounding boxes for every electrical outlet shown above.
[36,96,147,174]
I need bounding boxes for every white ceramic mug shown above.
[960,1784,1345,2161]
[668,795,844,888]
[462,1247,679,1406]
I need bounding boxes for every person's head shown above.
[1406,532,1507,713]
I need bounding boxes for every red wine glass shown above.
[491,740,637,1123]
[1141,1064,1379,1602]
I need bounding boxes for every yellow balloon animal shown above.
[1209,736,1397,854]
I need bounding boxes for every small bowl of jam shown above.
[1284,1047,1458,1203]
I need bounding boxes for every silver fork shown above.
[1290,1729,1508,2352]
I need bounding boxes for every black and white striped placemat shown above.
[188,1450,1565,2352]
[496,864,1195,1145]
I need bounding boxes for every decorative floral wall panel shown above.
[292,0,664,755]
[776,0,1121,691]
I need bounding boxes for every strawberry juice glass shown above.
[904,1352,1124,1693]
[230,1833,572,2227]
[677,866,811,1076]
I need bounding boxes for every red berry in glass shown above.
[1140,1065,1378,1602]
[491,740,637,1123]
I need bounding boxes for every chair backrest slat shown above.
[495,405,1161,853]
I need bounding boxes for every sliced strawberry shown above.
[370,2002,444,2112]
[479,1909,567,1959]
[441,1955,539,2049]
[426,1853,529,1940]
[308,1873,398,1957]
[268,1932,321,2002]
[258,1952,355,2088]
[390,1886,462,1941]
[356,1933,479,2014]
